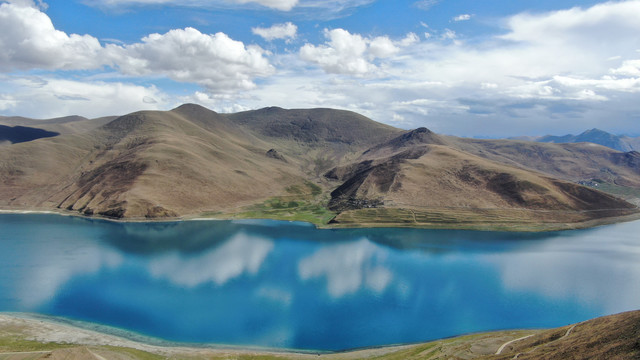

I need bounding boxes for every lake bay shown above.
[1,214,639,351]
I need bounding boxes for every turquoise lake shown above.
[0,214,639,351]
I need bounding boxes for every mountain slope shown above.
[325,128,637,230]
[0,105,400,219]
[489,310,640,360]
[528,128,639,152]
[51,107,314,218]
[0,104,638,229]
[449,138,640,188]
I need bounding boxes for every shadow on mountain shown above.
[0,125,59,144]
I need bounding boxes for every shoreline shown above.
[0,312,420,358]
[2,206,640,232]
[6,310,640,359]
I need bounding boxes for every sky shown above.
[0,0,639,137]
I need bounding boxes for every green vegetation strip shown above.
[228,181,336,226]
[0,336,71,352]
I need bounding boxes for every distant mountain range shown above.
[511,128,640,152]
[1,105,639,230]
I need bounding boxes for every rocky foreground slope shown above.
[1,104,639,229]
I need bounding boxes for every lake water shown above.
[0,214,639,351]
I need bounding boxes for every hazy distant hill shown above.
[0,104,638,230]
[516,128,640,152]
[0,114,117,136]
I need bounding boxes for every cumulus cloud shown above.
[0,2,273,93]
[299,28,418,76]
[107,27,274,91]
[0,2,103,71]
[287,1,640,135]
[610,59,640,77]
[252,22,297,41]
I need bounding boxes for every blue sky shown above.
[0,0,639,136]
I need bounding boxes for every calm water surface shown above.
[1,214,639,351]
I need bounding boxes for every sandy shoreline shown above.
[2,206,640,232]
[0,312,418,359]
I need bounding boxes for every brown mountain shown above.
[0,104,638,230]
[324,128,638,230]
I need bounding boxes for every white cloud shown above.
[501,1,640,48]
[0,2,273,93]
[300,29,373,75]
[452,14,471,22]
[287,1,640,135]
[0,76,168,118]
[299,28,419,76]
[399,32,420,46]
[180,91,252,114]
[610,59,640,77]
[252,22,297,41]
[3,0,640,137]
[0,2,103,71]
[4,0,47,9]
[440,28,457,40]
[368,36,399,58]
[552,75,640,94]
[107,27,274,91]
[0,94,17,111]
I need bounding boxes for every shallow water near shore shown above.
[1,214,639,351]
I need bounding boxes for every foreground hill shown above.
[0,104,638,230]
[0,310,638,359]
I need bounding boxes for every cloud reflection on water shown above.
[3,214,640,350]
[148,232,274,287]
[18,245,123,308]
[298,238,393,298]
[488,221,640,314]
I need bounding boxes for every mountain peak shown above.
[583,128,607,134]
[171,103,219,116]
[385,126,441,148]
[538,128,634,152]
